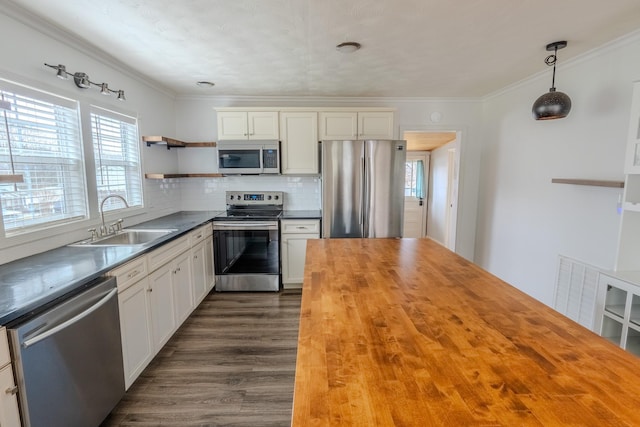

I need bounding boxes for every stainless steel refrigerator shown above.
[322,140,407,238]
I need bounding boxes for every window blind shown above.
[91,108,143,212]
[0,85,87,234]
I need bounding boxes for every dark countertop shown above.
[0,211,222,325]
[281,210,322,219]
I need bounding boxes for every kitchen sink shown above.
[70,229,178,247]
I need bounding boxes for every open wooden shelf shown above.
[145,173,224,179]
[0,174,24,183]
[142,136,216,150]
[551,178,625,188]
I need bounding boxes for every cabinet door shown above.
[319,112,358,140]
[625,82,640,173]
[118,278,153,390]
[0,364,20,427]
[217,111,249,140]
[0,328,9,367]
[280,112,319,174]
[191,241,208,304]
[358,111,394,139]
[248,112,279,139]
[281,232,319,287]
[205,235,215,292]
[148,265,177,351]
[173,251,194,326]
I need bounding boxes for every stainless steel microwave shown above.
[217,140,280,175]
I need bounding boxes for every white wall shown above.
[175,97,483,259]
[0,7,179,262]
[427,139,457,245]
[476,32,640,306]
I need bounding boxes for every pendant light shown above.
[532,41,572,120]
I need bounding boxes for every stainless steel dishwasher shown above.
[7,276,125,427]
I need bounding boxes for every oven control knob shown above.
[237,194,242,200]
[274,195,279,200]
[229,195,234,200]
[267,195,272,200]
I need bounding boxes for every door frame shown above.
[399,124,463,252]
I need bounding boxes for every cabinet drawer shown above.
[109,256,148,293]
[190,223,212,246]
[281,220,320,235]
[0,328,10,368]
[148,234,191,272]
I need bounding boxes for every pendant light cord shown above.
[545,47,558,91]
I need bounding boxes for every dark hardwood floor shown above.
[101,290,302,427]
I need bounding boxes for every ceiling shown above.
[405,131,456,151]
[8,0,640,97]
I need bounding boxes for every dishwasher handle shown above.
[22,288,117,349]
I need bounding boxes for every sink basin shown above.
[70,229,178,247]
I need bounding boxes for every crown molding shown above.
[1,1,176,99]
[175,94,482,104]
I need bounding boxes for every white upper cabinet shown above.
[217,111,279,140]
[319,111,394,140]
[358,111,394,139]
[625,82,640,174]
[280,112,319,175]
[319,112,358,139]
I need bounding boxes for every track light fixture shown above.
[44,63,126,101]
[532,41,571,120]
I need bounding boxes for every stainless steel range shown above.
[213,191,283,291]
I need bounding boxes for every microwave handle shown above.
[259,147,265,173]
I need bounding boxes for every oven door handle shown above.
[214,222,279,230]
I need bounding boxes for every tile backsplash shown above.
[179,175,321,210]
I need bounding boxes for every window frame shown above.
[90,105,144,215]
[0,79,89,237]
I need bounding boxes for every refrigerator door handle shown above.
[363,150,371,237]
[359,155,365,227]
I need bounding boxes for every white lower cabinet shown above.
[148,263,178,351]
[190,224,214,303]
[118,277,153,390]
[281,220,320,288]
[205,234,215,292]
[172,251,194,326]
[596,273,640,356]
[0,328,20,427]
[113,227,212,389]
[191,241,208,304]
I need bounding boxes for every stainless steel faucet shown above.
[99,195,129,237]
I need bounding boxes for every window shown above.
[405,159,425,198]
[0,82,87,235]
[91,108,143,212]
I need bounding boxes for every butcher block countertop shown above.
[292,238,640,426]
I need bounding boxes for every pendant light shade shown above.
[532,41,571,120]
[532,88,572,120]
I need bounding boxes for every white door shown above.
[403,152,430,237]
